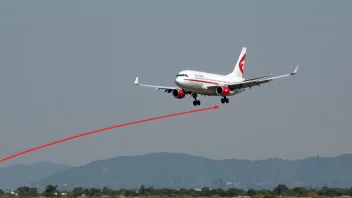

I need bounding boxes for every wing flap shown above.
[243,74,273,82]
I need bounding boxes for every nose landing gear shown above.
[192,93,201,106]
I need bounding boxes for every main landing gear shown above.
[192,93,201,106]
[221,96,229,104]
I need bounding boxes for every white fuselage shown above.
[174,70,245,96]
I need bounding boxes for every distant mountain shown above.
[32,152,352,190]
[0,162,72,190]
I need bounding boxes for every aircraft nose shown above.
[175,77,182,85]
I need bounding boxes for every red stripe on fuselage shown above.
[185,79,219,85]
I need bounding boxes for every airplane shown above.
[134,47,299,106]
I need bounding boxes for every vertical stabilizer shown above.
[227,47,246,79]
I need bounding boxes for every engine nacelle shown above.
[216,86,231,96]
[172,88,185,99]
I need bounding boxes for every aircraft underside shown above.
[188,92,230,106]
[172,86,244,106]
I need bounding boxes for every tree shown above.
[145,187,155,195]
[124,189,136,197]
[73,187,84,197]
[17,186,30,197]
[9,184,352,198]
[44,185,58,196]
[15,186,38,197]
[227,188,245,197]
[201,187,211,196]
[102,187,111,195]
[139,185,145,195]
[273,184,289,196]
[86,188,101,197]
[290,187,311,196]
[0,189,4,195]
[30,187,38,197]
[247,188,258,196]
[255,189,271,195]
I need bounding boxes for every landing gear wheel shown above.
[191,93,201,106]
[221,97,229,104]
[193,100,201,106]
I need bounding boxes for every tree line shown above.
[1,184,352,197]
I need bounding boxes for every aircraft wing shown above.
[209,65,299,90]
[134,77,177,93]
[243,74,274,82]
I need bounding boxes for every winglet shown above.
[291,65,299,75]
[134,77,139,85]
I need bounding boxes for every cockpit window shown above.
[176,74,188,77]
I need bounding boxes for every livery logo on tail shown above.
[239,53,246,73]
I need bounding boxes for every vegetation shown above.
[1,184,352,197]
[31,153,352,190]
[3,153,352,190]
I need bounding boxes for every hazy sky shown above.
[0,0,351,167]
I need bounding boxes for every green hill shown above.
[0,162,72,190]
[31,153,352,190]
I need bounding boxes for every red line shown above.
[184,79,219,85]
[0,105,219,163]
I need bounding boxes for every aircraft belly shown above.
[180,80,246,96]
[182,82,214,95]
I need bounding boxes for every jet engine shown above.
[216,86,231,96]
[172,88,185,99]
